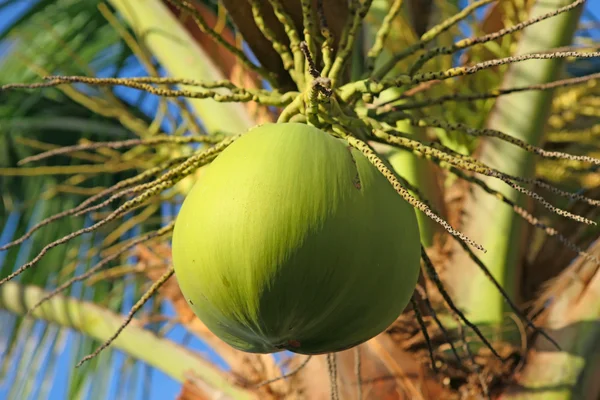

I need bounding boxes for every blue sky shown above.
[0,1,599,399]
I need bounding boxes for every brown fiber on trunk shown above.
[406,0,434,37]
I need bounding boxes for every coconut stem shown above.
[300,41,333,127]
[316,0,334,77]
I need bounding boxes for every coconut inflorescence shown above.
[172,122,421,355]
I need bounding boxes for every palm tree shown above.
[1,0,600,399]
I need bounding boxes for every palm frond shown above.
[0,1,173,398]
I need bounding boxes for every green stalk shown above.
[362,1,443,246]
[0,281,255,400]
[107,0,253,133]
[448,0,584,331]
[387,144,442,248]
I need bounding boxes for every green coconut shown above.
[172,122,421,355]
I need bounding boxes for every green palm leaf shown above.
[0,1,167,398]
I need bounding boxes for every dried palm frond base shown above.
[389,314,522,400]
